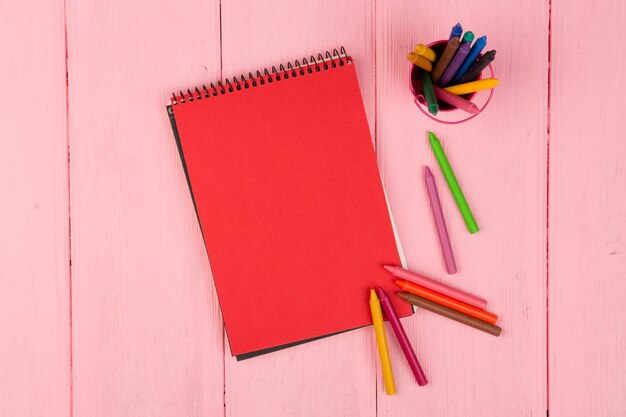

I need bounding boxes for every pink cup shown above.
[409,40,495,124]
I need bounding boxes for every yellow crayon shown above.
[415,44,436,62]
[407,51,433,72]
[443,78,500,95]
[369,289,396,395]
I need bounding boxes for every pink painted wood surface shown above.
[0,1,71,416]
[222,0,376,142]
[66,1,224,416]
[549,1,626,415]
[3,0,626,415]
[375,2,548,415]
[220,1,378,416]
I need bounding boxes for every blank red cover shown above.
[171,56,411,358]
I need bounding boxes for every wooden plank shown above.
[376,3,548,415]
[221,0,376,142]
[66,1,224,416]
[219,1,378,416]
[549,1,626,415]
[0,1,70,416]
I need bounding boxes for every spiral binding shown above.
[171,47,349,105]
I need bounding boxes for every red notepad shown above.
[168,49,411,359]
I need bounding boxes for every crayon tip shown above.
[375,287,388,300]
[450,23,463,40]
[477,35,487,45]
[428,104,439,116]
[462,31,474,43]
[468,103,481,114]
[370,289,378,302]
[383,265,398,274]
[396,292,411,302]
[424,166,433,177]
[394,279,406,288]
[428,131,438,143]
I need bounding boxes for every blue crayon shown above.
[452,35,487,84]
[449,23,463,40]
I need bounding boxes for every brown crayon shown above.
[431,36,461,84]
[397,292,502,337]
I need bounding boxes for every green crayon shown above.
[428,132,479,234]
[462,31,474,44]
[420,70,438,116]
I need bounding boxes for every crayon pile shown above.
[369,262,501,394]
[408,23,499,115]
[368,133,502,393]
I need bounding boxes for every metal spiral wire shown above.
[170,47,348,105]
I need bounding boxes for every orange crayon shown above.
[394,279,498,325]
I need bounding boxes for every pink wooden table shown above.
[1,0,625,416]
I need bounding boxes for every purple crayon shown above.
[439,41,471,86]
[376,287,428,386]
[424,166,457,274]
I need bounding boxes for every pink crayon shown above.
[432,85,480,114]
[383,265,487,310]
[425,166,457,274]
[411,74,480,114]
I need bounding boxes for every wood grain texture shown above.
[376,2,548,415]
[549,1,626,415]
[0,1,70,416]
[66,1,224,416]
[219,1,378,416]
[6,0,626,414]
[221,0,376,142]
